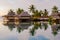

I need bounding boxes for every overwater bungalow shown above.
[50,12,60,23]
[38,16,49,21]
[51,12,60,19]
[18,12,31,22]
[2,10,19,24]
[3,11,31,24]
[33,16,49,21]
[3,10,14,21]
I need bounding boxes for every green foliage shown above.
[52,6,58,13]
[34,10,39,16]
[43,23,48,30]
[29,5,42,17]
[8,9,14,14]
[43,9,48,16]
[17,27,22,33]
[29,5,35,13]
[52,31,58,36]
[8,24,15,31]
[48,16,53,25]
[29,5,49,17]
[30,28,35,36]
[39,10,43,16]
[17,8,24,14]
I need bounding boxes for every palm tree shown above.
[17,8,24,15]
[9,9,13,12]
[29,5,35,13]
[39,10,43,16]
[8,9,15,16]
[52,6,58,13]
[34,10,39,17]
[43,9,48,16]
[8,9,14,14]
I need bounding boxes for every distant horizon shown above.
[0,0,60,16]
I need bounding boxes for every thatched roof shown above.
[19,12,31,17]
[3,11,17,17]
[51,12,60,19]
[7,11,16,16]
[51,12,58,16]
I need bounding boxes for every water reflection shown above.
[3,21,32,33]
[51,23,60,36]
[3,21,60,36]
[7,24,15,31]
[16,22,32,33]
[30,21,60,36]
[30,22,48,36]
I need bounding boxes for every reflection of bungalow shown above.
[16,22,32,33]
[51,24,60,35]
[3,22,32,30]
[17,22,32,29]
[18,12,31,22]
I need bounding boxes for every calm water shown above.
[0,17,60,40]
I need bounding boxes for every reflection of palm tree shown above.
[51,24,59,36]
[30,22,48,36]
[43,23,48,30]
[30,28,35,36]
[17,27,22,33]
[39,23,42,29]
[30,22,41,36]
[30,22,38,36]
[52,31,58,36]
[7,24,15,31]
[34,22,39,29]
[58,26,60,30]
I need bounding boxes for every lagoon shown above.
[0,17,60,40]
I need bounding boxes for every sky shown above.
[0,0,60,16]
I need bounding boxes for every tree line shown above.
[8,5,58,17]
